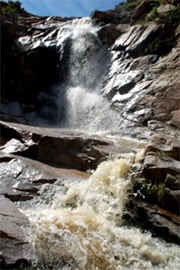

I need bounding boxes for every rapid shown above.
[20,18,180,269]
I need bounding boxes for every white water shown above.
[55,18,121,132]
[24,153,180,270]
[20,18,180,269]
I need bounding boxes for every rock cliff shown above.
[0,0,180,268]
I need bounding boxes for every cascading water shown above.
[19,18,180,269]
[51,18,121,132]
[23,153,180,270]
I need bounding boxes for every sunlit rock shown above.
[0,196,32,268]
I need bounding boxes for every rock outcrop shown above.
[125,133,180,245]
[1,0,179,135]
[0,121,135,171]
[0,120,143,268]
[0,0,180,266]
[143,134,180,215]
[0,196,32,268]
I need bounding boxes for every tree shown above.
[0,0,23,19]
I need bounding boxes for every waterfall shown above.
[18,18,180,270]
[53,18,121,132]
[23,154,180,270]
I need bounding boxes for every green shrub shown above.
[145,38,167,55]
[123,1,138,9]
[153,150,168,159]
[147,182,165,203]
[148,7,159,21]
[165,7,180,24]
[0,1,23,20]
[115,0,138,10]
[136,19,146,25]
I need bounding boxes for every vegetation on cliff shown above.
[0,0,24,20]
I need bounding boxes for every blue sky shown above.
[5,0,124,17]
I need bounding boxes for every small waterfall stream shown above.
[24,154,180,270]
[20,18,180,269]
[62,19,117,132]
[37,18,121,132]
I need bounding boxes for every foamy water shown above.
[17,17,180,270]
[54,17,122,133]
[23,153,180,270]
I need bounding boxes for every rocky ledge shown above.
[0,120,142,268]
[0,196,32,269]
[1,0,180,132]
[0,120,179,267]
[0,0,180,268]
[125,133,180,245]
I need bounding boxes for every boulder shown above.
[112,21,175,56]
[145,134,180,161]
[97,25,121,45]
[170,110,180,128]
[0,121,134,171]
[91,10,130,25]
[143,154,180,180]
[0,196,32,268]
[124,199,180,245]
[0,151,88,202]
[157,4,176,16]
[132,0,154,22]
[142,134,180,214]
[165,174,180,190]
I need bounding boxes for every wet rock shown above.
[1,13,59,104]
[165,174,180,190]
[143,154,180,181]
[104,69,144,98]
[112,24,144,51]
[97,25,121,45]
[19,45,59,102]
[124,199,180,245]
[0,151,88,202]
[0,196,32,268]
[141,134,180,214]
[163,188,180,214]
[0,121,133,171]
[145,134,180,161]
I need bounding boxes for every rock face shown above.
[0,14,60,104]
[0,119,144,268]
[125,133,180,245]
[0,151,88,202]
[1,0,180,266]
[1,0,180,134]
[142,134,180,215]
[0,196,32,268]
[124,199,180,245]
[0,121,134,171]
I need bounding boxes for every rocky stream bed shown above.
[0,0,180,269]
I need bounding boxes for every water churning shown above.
[20,18,180,270]
[24,153,180,270]
[54,18,121,132]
